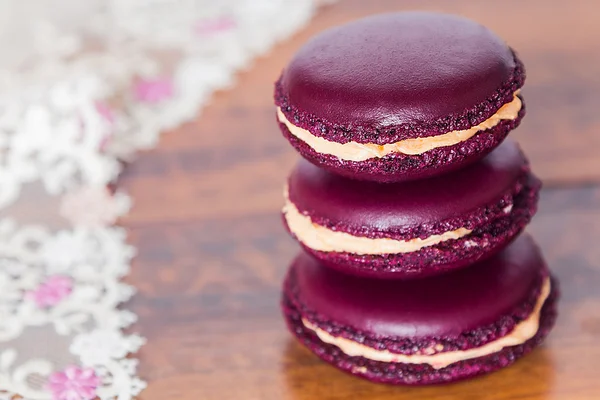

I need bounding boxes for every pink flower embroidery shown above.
[47,366,101,400]
[134,77,174,103]
[94,101,115,124]
[28,276,73,308]
[194,16,236,36]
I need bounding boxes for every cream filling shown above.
[277,92,522,160]
[302,277,551,370]
[283,198,471,255]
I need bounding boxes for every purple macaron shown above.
[282,235,559,385]
[275,12,525,182]
[283,139,540,279]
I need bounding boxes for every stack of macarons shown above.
[275,12,558,385]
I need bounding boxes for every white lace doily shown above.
[0,1,323,399]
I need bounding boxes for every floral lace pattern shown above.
[0,1,323,398]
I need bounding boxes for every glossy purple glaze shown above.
[276,12,525,143]
[291,235,544,337]
[287,139,529,238]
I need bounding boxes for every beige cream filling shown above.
[277,92,521,160]
[302,277,551,370]
[283,197,471,255]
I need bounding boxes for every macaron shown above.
[283,139,540,279]
[282,235,558,385]
[275,12,525,182]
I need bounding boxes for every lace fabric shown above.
[0,1,323,398]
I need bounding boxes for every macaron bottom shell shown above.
[279,103,525,183]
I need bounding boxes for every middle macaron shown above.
[283,139,540,279]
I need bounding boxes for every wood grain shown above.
[120,1,600,399]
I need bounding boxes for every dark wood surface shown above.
[120,1,600,399]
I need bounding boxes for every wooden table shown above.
[120,1,600,399]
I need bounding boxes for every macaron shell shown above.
[277,12,525,143]
[290,234,544,338]
[280,105,524,182]
[287,139,530,239]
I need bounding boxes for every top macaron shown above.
[275,12,526,182]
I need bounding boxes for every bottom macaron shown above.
[281,235,558,385]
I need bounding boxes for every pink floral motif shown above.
[133,77,174,103]
[94,101,115,124]
[47,366,101,400]
[194,16,236,36]
[27,276,73,308]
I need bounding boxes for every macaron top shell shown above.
[287,139,530,239]
[276,12,524,143]
[293,235,545,338]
